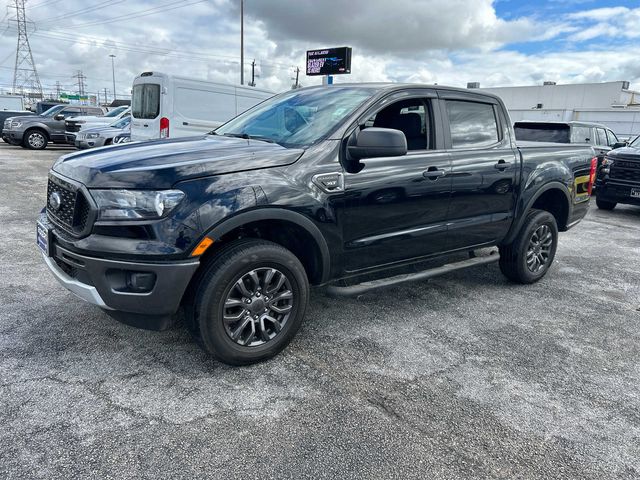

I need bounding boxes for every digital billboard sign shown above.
[306,47,352,76]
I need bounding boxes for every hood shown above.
[9,115,45,123]
[607,146,640,161]
[53,134,304,188]
[68,115,108,123]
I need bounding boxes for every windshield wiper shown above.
[223,132,275,144]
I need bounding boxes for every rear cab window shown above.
[515,123,570,143]
[570,126,591,144]
[132,84,160,119]
[446,100,499,148]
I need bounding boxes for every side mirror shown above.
[612,142,627,149]
[54,114,65,120]
[348,127,407,160]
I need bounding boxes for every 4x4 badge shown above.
[312,172,344,193]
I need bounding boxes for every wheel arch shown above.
[200,208,331,285]
[503,182,571,245]
[24,125,50,141]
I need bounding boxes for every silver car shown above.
[75,115,131,149]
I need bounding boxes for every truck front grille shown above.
[65,121,82,133]
[610,160,640,183]
[46,176,92,235]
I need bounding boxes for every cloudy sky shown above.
[0,0,638,100]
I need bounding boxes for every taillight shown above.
[587,156,597,195]
[160,117,169,138]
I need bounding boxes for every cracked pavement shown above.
[1,142,639,479]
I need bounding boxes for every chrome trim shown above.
[42,253,112,310]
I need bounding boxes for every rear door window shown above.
[446,100,499,148]
[132,84,160,119]
[595,128,608,146]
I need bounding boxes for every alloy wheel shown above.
[526,224,553,273]
[222,267,294,347]
[28,132,45,149]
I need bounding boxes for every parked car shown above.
[37,83,596,365]
[3,104,104,149]
[65,106,130,144]
[74,115,131,149]
[514,121,620,166]
[0,110,32,142]
[595,134,640,210]
[130,71,273,141]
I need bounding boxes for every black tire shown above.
[184,239,309,365]
[596,197,616,210]
[499,209,558,284]
[23,129,48,150]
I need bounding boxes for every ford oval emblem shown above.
[49,192,62,211]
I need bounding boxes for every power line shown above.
[33,0,126,24]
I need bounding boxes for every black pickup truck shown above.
[37,84,596,365]
[595,134,640,210]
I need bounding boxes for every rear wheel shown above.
[596,197,616,210]
[23,129,48,150]
[185,239,309,365]
[499,209,558,284]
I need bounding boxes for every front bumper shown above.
[40,215,200,321]
[596,180,640,206]
[75,137,107,149]
[65,133,76,144]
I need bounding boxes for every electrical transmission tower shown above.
[73,70,87,96]
[11,0,43,100]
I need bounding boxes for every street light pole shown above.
[109,54,116,101]
[240,0,244,85]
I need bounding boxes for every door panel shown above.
[341,150,452,271]
[441,98,518,249]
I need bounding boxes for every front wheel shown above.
[499,209,558,284]
[596,197,616,210]
[185,239,309,365]
[23,129,48,150]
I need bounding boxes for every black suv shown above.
[37,84,595,365]
[595,134,640,210]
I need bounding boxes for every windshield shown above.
[110,115,131,129]
[630,135,640,147]
[41,105,66,117]
[105,106,128,117]
[215,87,374,148]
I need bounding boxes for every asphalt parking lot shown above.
[1,141,639,479]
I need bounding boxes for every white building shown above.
[475,81,640,139]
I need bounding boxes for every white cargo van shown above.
[0,94,24,111]
[130,72,273,141]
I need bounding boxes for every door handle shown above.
[183,121,189,126]
[423,167,445,180]
[143,124,149,127]
[494,159,511,171]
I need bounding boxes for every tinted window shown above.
[515,125,570,143]
[132,84,160,119]
[570,126,591,143]
[446,100,498,148]
[606,130,618,146]
[595,128,607,146]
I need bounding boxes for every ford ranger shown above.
[37,84,597,365]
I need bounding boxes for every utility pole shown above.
[103,88,108,105]
[249,60,256,87]
[294,67,300,89]
[73,70,87,97]
[240,0,244,85]
[11,0,43,100]
[109,54,116,100]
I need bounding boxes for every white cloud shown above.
[0,0,638,100]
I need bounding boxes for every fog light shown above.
[126,272,156,292]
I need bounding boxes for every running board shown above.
[325,250,500,297]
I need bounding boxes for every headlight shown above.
[10,121,21,128]
[91,189,185,220]
[601,157,614,167]
[86,132,100,139]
